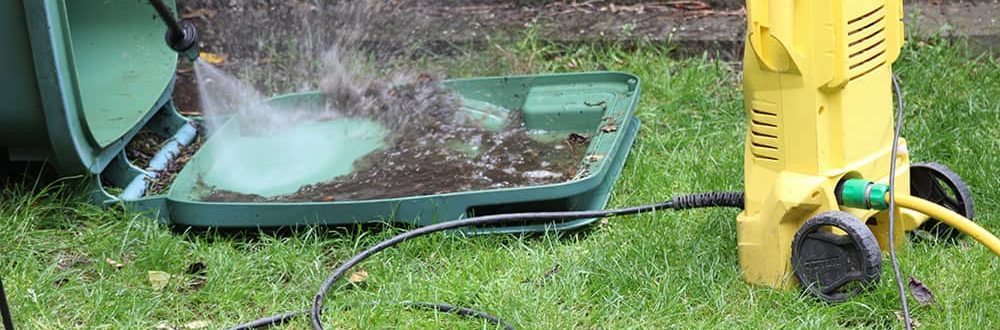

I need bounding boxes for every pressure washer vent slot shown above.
[749,102,781,162]
[846,5,887,81]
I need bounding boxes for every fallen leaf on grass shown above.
[105,258,124,270]
[183,320,210,329]
[895,311,922,328]
[148,271,171,292]
[348,270,369,284]
[908,276,936,305]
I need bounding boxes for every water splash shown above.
[185,1,427,97]
[194,67,591,202]
[184,1,592,202]
[195,57,348,135]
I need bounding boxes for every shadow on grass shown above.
[168,216,604,248]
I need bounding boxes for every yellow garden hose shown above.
[894,195,1000,257]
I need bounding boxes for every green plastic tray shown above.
[3,0,643,234]
[110,72,641,234]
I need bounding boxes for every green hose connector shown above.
[839,179,890,210]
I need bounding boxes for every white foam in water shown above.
[193,58,385,197]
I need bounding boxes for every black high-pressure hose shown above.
[147,0,200,61]
[0,276,13,330]
[147,0,182,40]
[227,192,744,330]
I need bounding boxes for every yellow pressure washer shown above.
[738,0,1000,304]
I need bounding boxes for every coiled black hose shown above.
[672,191,744,210]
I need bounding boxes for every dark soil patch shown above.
[125,129,168,169]
[200,75,590,203]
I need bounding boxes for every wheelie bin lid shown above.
[1,0,177,175]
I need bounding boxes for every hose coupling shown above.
[837,179,890,210]
[166,20,200,61]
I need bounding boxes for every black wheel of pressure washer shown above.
[910,162,975,240]
[791,211,882,302]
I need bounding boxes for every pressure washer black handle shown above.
[148,0,182,39]
[148,0,200,61]
[0,276,13,330]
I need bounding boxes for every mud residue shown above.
[201,75,590,203]
[125,130,167,169]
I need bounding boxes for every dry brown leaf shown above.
[199,52,227,65]
[104,258,124,270]
[908,276,936,305]
[348,270,369,284]
[895,311,922,328]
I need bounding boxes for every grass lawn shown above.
[2,36,998,329]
